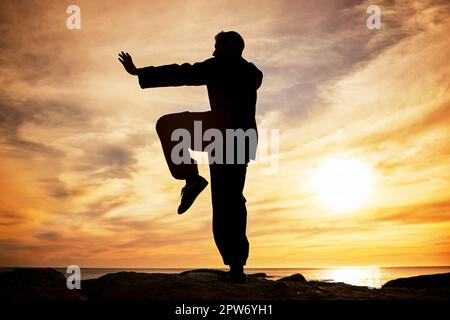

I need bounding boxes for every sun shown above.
[312,157,373,213]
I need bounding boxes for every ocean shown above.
[41,266,450,289]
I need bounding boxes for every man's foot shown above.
[178,175,208,214]
[219,265,247,284]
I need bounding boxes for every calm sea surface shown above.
[42,266,450,288]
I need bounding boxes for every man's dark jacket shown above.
[137,57,263,132]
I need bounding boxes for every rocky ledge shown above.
[0,268,448,300]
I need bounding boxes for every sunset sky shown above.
[0,0,449,268]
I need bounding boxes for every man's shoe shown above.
[178,176,208,214]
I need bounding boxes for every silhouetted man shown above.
[119,31,263,283]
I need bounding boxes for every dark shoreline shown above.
[1,268,448,319]
[2,265,449,286]
[0,267,449,301]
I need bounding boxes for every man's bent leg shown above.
[156,111,214,180]
[156,111,215,214]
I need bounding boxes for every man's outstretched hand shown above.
[118,51,138,75]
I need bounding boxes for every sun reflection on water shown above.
[323,266,382,288]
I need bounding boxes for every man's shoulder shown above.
[244,59,261,72]
[196,57,262,76]
[198,57,216,65]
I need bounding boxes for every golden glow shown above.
[324,266,382,288]
[312,157,373,213]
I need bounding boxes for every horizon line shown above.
[1,265,449,269]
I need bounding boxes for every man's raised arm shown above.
[118,51,210,89]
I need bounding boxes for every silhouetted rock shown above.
[80,269,449,300]
[251,272,269,278]
[0,268,85,300]
[179,269,269,283]
[180,268,226,280]
[81,269,272,300]
[382,272,450,289]
[277,273,306,282]
[1,268,449,300]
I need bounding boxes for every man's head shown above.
[213,31,245,59]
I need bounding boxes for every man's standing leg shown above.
[210,163,249,281]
